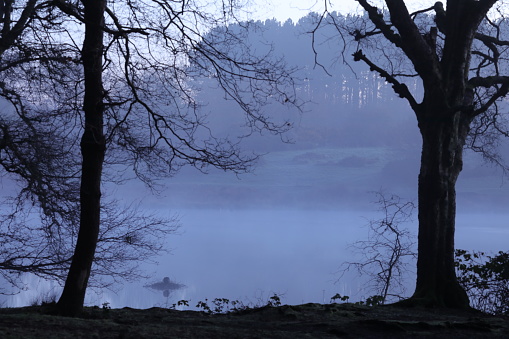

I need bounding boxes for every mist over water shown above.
[2,208,369,308]
[102,209,369,309]
[4,199,508,309]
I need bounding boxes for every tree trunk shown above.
[408,105,471,308]
[57,0,106,316]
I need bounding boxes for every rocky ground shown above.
[0,303,507,338]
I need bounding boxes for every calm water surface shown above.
[4,208,507,309]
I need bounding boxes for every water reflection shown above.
[144,277,186,298]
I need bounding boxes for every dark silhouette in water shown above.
[144,277,186,297]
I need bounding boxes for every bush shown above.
[29,290,58,306]
[455,249,509,314]
[171,293,283,314]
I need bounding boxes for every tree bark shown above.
[405,102,471,308]
[57,0,106,316]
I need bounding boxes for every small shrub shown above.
[196,299,212,313]
[360,295,384,307]
[330,293,384,306]
[455,249,509,315]
[29,291,58,307]
[170,299,190,309]
[211,298,230,314]
[229,299,250,312]
[190,293,284,314]
[267,294,282,307]
[330,293,350,303]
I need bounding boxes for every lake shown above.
[5,208,508,309]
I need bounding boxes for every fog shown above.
[2,14,509,309]
[6,200,508,309]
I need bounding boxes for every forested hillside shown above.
[193,13,422,152]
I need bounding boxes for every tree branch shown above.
[384,0,441,85]
[52,0,84,22]
[353,49,419,113]
[469,75,509,88]
[467,76,509,116]
[0,0,37,55]
[355,0,402,46]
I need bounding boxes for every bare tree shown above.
[0,1,178,297]
[50,0,299,315]
[315,1,509,307]
[339,191,416,304]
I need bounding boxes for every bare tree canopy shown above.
[0,0,178,293]
[0,0,298,312]
[48,0,300,315]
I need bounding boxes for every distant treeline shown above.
[192,12,423,151]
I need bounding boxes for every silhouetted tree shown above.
[317,0,509,307]
[0,0,180,299]
[55,0,107,315]
[339,191,416,304]
[52,0,298,315]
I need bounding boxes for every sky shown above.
[250,0,509,24]
[251,0,431,22]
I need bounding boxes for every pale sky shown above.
[250,1,436,22]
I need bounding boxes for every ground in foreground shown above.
[0,303,507,338]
